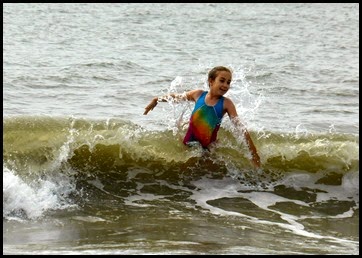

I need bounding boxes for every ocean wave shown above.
[4,115,358,220]
[4,115,358,178]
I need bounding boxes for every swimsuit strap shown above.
[194,91,224,120]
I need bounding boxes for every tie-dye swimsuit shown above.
[183,91,224,149]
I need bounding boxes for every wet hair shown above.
[208,66,232,85]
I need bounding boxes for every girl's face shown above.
[209,71,232,96]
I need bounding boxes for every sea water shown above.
[3,3,359,255]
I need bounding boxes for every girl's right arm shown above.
[143,89,203,115]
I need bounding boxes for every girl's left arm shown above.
[225,98,261,168]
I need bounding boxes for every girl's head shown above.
[207,66,232,96]
[208,66,232,87]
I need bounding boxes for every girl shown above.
[144,66,261,168]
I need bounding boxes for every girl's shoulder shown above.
[186,89,205,101]
[222,96,236,108]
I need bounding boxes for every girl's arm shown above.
[143,89,203,115]
[224,98,261,168]
[232,116,261,168]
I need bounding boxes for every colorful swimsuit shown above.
[183,91,224,149]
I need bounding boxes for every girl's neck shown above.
[205,91,221,106]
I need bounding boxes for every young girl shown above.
[143,66,261,168]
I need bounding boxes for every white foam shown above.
[188,173,358,242]
[3,167,76,220]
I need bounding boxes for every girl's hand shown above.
[251,152,261,169]
[143,98,158,115]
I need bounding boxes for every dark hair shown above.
[208,66,232,81]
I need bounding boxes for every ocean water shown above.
[3,3,359,255]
